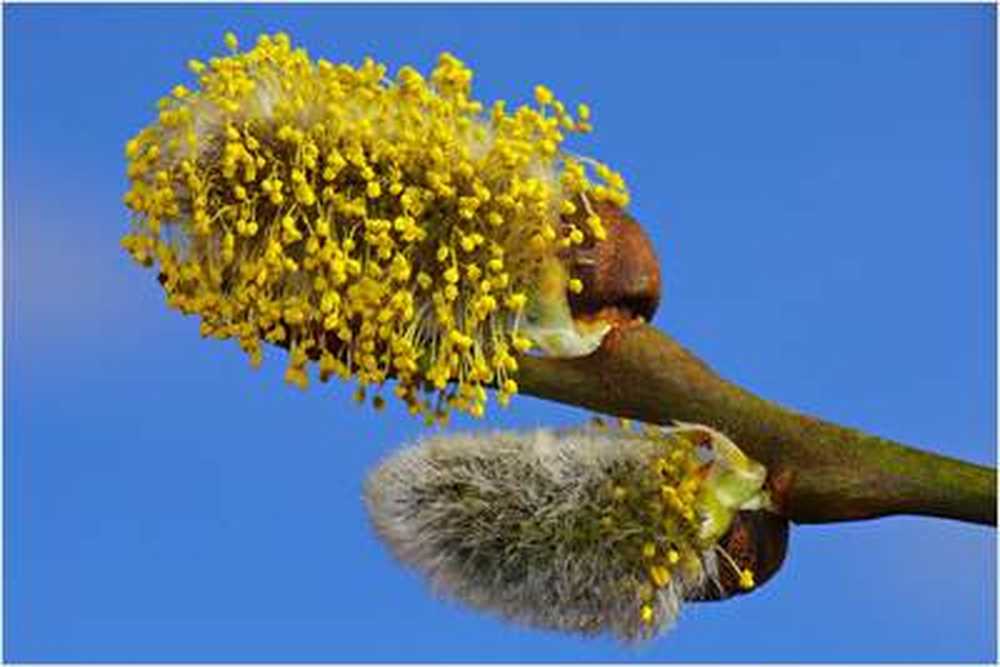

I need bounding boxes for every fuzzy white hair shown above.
[364,426,725,643]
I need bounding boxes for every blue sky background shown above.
[4,4,996,662]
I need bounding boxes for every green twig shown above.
[516,323,996,526]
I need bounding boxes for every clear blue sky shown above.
[5,4,996,662]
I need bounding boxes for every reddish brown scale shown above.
[690,510,790,602]
[561,201,662,325]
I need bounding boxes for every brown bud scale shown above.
[561,202,662,324]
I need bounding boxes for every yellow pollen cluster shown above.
[598,424,752,629]
[121,32,630,420]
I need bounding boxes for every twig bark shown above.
[516,322,996,526]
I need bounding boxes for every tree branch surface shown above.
[516,323,996,526]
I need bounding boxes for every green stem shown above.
[515,323,996,526]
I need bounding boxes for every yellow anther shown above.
[649,565,671,588]
[640,604,654,625]
[534,84,554,106]
[512,335,533,352]
[121,31,627,421]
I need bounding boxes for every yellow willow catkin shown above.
[364,422,767,642]
[121,32,630,420]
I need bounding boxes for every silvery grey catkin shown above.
[364,423,769,642]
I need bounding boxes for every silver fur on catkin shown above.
[364,423,768,643]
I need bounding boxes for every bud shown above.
[121,32,632,419]
[364,422,770,642]
[562,201,661,325]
